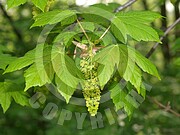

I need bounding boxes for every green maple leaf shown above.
[93,45,120,87]
[31,0,48,11]
[31,10,77,28]
[55,75,76,103]
[118,44,160,93]
[24,45,54,91]
[116,11,162,23]
[111,11,161,43]
[120,45,161,80]
[110,83,134,117]
[7,0,27,9]
[94,44,160,93]
[51,45,83,89]
[118,45,142,93]
[4,44,54,91]
[4,49,35,73]
[0,81,29,113]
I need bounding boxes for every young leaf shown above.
[31,10,77,28]
[121,45,161,80]
[4,49,35,73]
[118,45,142,93]
[31,0,48,11]
[55,75,76,103]
[93,45,120,87]
[7,0,27,9]
[0,81,29,113]
[110,83,134,117]
[111,11,161,43]
[24,45,54,91]
[51,45,83,89]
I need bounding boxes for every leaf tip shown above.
[137,88,141,94]
[24,86,29,92]
[3,109,7,113]
[65,100,70,104]
[30,24,35,29]
[2,71,7,75]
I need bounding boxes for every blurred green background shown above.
[0,0,179,135]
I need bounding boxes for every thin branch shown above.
[76,19,91,45]
[147,96,180,117]
[0,3,22,41]
[95,25,111,44]
[146,17,180,58]
[114,0,138,13]
[99,26,111,41]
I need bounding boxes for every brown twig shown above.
[146,17,180,58]
[114,0,138,13]
[147,96,180,117]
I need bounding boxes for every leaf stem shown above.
[95,26,111,44]
[76,19,94,78]
[76,19,92,46]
